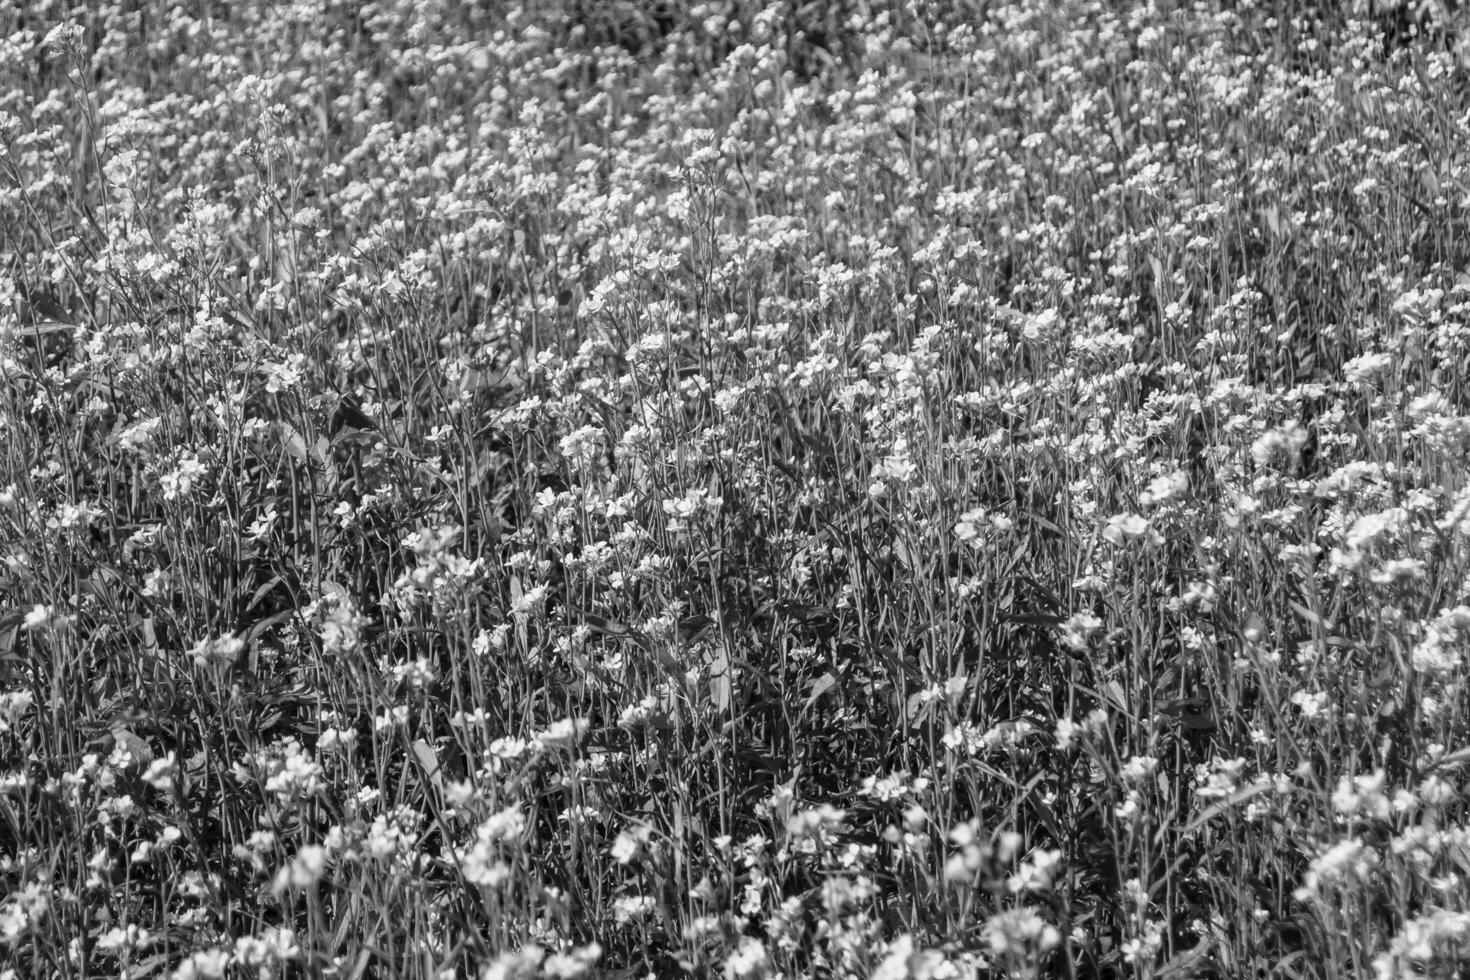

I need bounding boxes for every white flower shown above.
[22,605,49,630]
[160,453,209,501]
[1251,420,1309,470]
[1055,717,1081,751]
[1140,470,1188,507]
[1291,690,1328,719]
[982,907,1060,956]
[955,506,994,543]
[1008,849,1063,895]
[611,823,651,864]
[172,948,231,980]
[1102,512,1163,548]
[190,632,245,669]
[1058,612,1102,652]
[535,717,588,750]
[871,436,918,485]
[542,943,600,979]
[613,895,657,925]
[261,354,304,394]
[1296,837,1378,899]
[724,936,770,979]
[510,584,549,619]
[480,946,544,980]
[1121,755,1158,783]
[1343,351,1393,385]
[271,845,327,895]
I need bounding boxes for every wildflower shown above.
[510,583,549,619]
[0,691,32,735]
[859,770,929,801]
[1291,690,1329,719]
[943,722,985,755]
[558,425,607,473]
[724,937,771,979]
[1411,606,1470,676]
[374,706,409,731]
[481,946,544,980]
[821,874,878,912]
[458,849,513,889]
[599,893,653,929]
[48,501,102,531]
[1121,920,1166,965]
[871,435,919,488]
[982,906,1060,957]
[1195,758,1250,800]
[611,822,652,864]
[1121,756,1158,783]
[617,695,660,729]
[786,804,846,844]
[480,804,527,843]
[1058,612,1102,652]
[1332,770,1392,823]
[244,507,278,541]
[662,488,721,532]
[1055,717,1082,751]
[542,943,600,979]
[955,506,994,543]
[881,935,955,979]
[535,717,588,750]
[1296,837,1379,899]
[475,626,510,656]
[22,605,49,630]
[233,927,299,968]
[915,673,968,702]
[41,22,84,55]
[1342,351,1394,385]
[142,568,171,598]
[0,883,48,943]
[255,738,325,802]
[1375,909,1470,979]
[160,453,209,501]
[944,821,989,882]
[172,948,231,980]
[1251,420,1310,470]
[190,633,245,669]
[946,719,1037,756]
[1102,512,1163,548]
[390,658,437,690]
[97,924,153,952]
[1021,308,1062,342]
[1008,849,1063,895]
[317,596,364,655]
[271,845,328,894]
[261,354,304,394]
[489,736,529,760]
[559,804,600,825]
[1140,470,1188,507]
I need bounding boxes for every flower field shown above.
[5,0,1470,976]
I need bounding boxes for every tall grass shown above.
[4,0,1470,977]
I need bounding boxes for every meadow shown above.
[3,0,1470,976]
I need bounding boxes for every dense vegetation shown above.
[4,1,1470,977]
